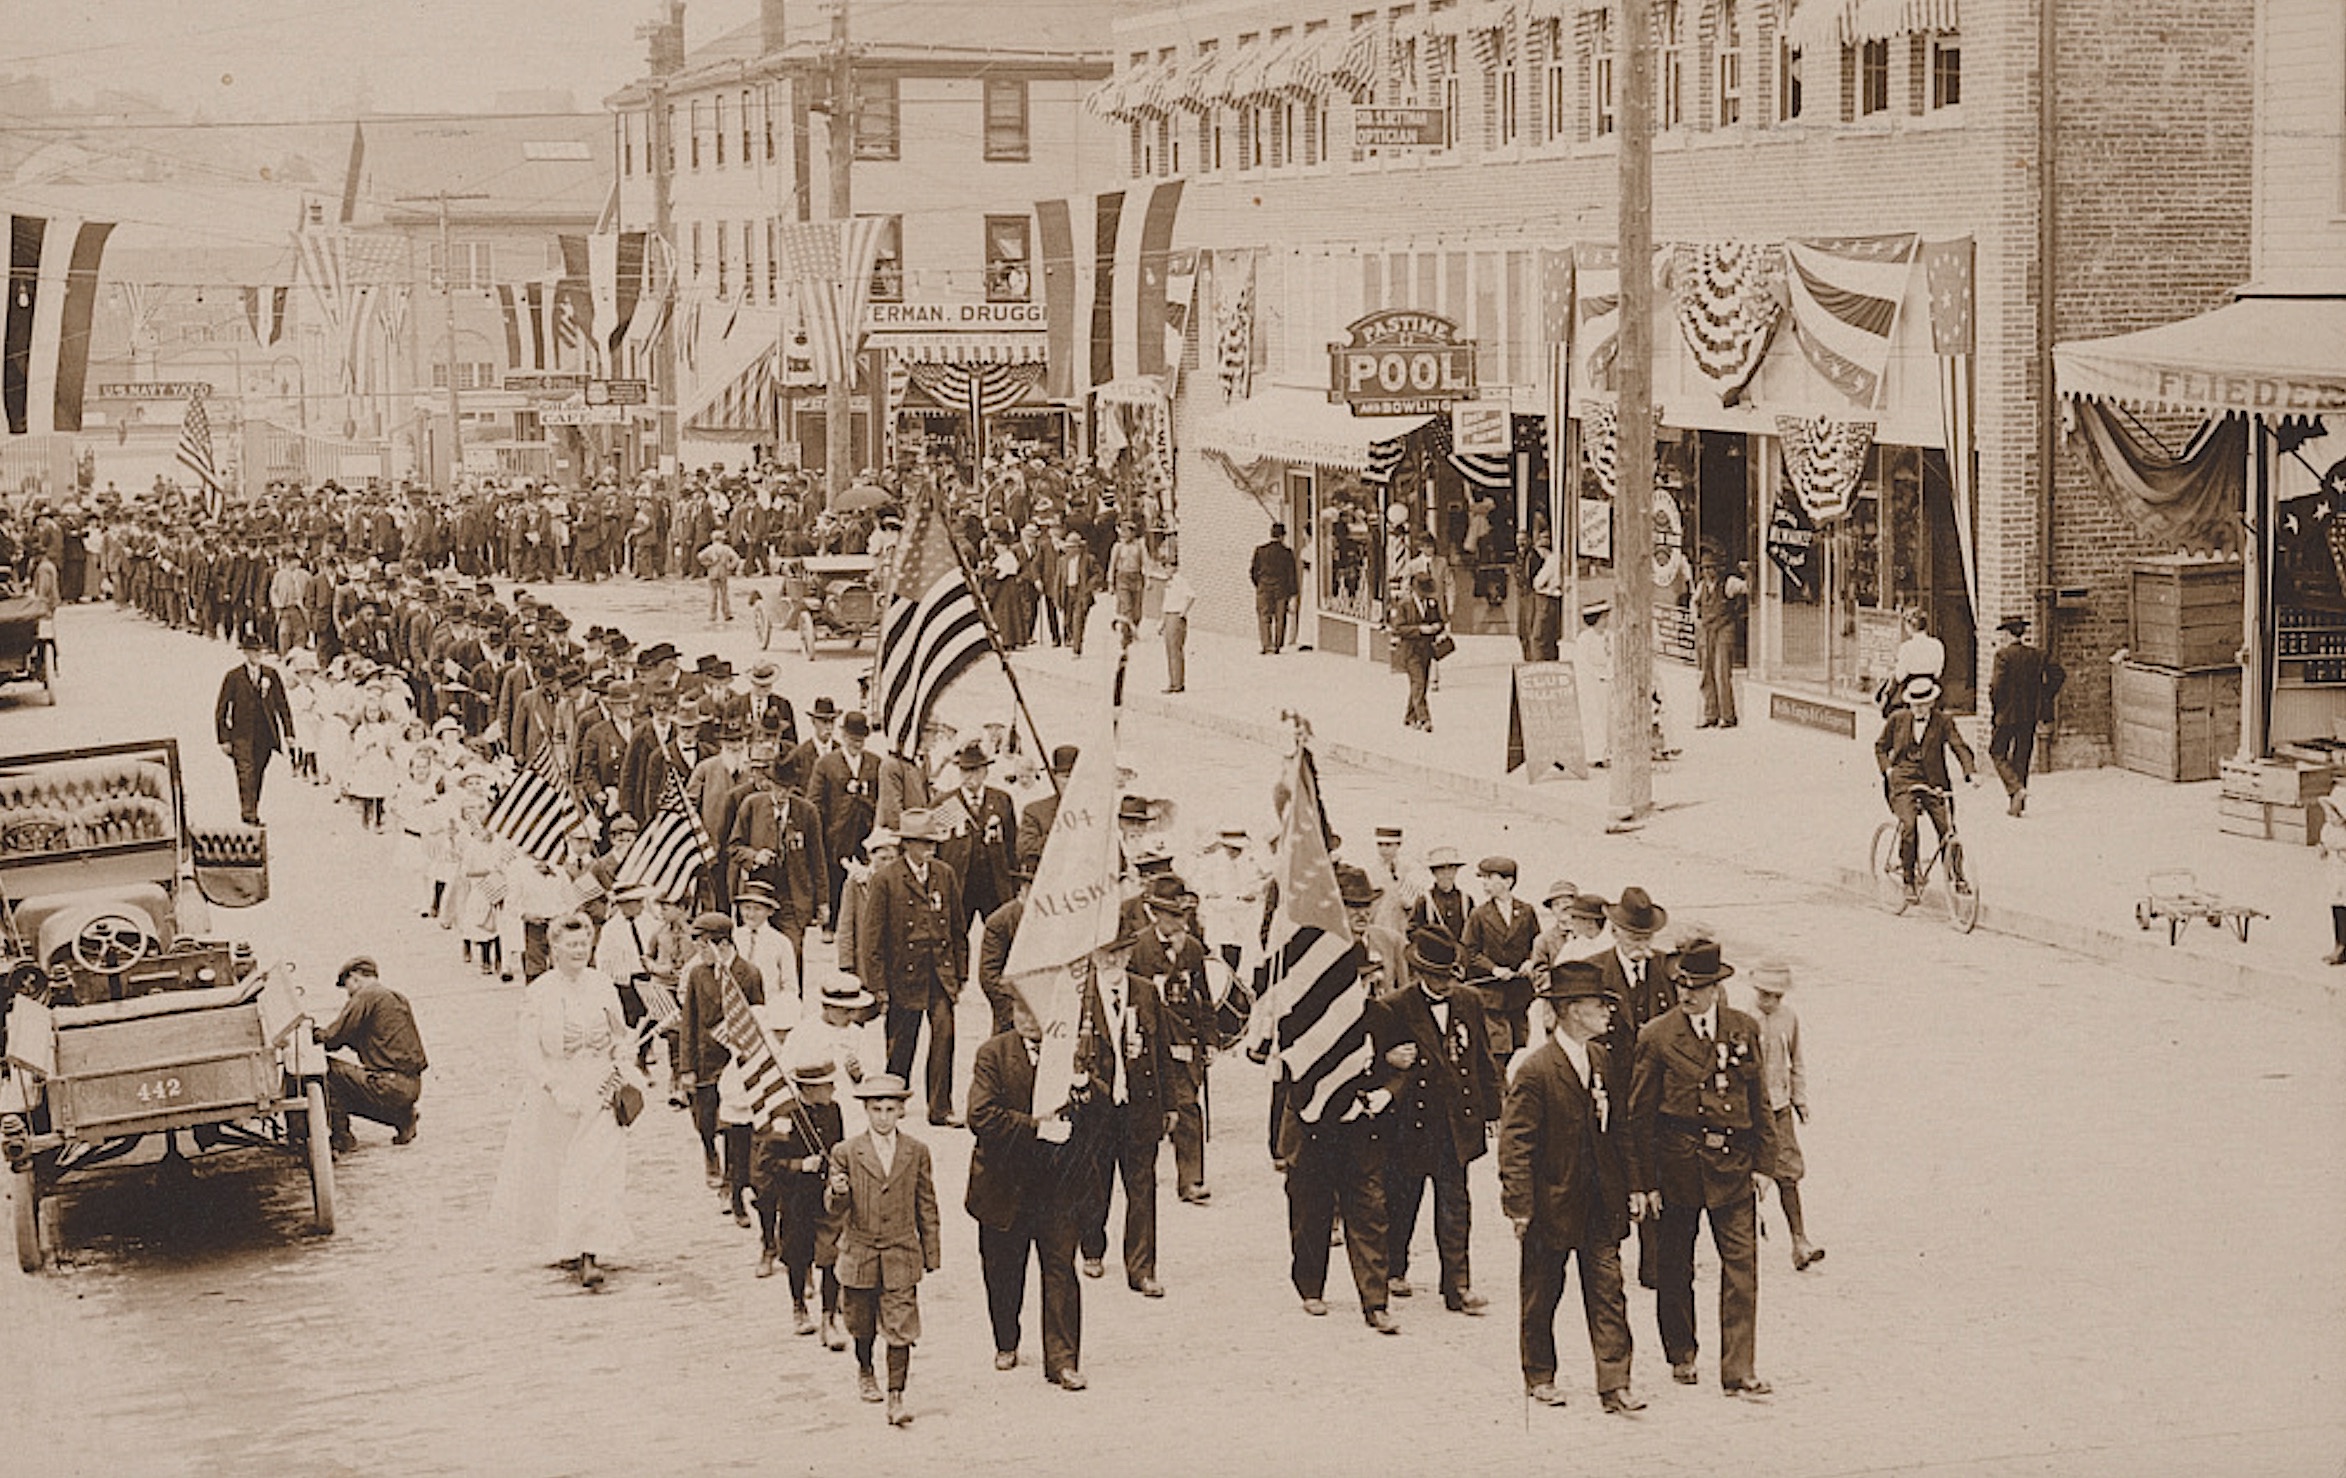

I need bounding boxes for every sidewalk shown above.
[1015,609,2338,1005]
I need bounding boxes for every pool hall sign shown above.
[1328,311,1478,416]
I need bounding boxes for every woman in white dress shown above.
[489,914,646,1289]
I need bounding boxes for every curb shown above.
[1015,657,2341,1010]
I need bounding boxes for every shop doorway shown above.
[1693,432,1754,664]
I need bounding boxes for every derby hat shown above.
[1541,958,1613,1002]
[1141,873,1188,913]
[1049,744,1080,775]
[842,710,871,737]
[809,696,839,721]
[1673,939,1735,986]
[1606,886,1668,936]
[1404,927,1466,979]
[952,740,992,770]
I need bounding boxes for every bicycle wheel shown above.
[753,601,773,650]
[1868,821,1912,915]
[1941,837,1981,933]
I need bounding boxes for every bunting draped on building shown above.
[497,280,567,374]
[780,217,887,387]
[1581,397,1619,497]
[295,228,402,394]
[1571,241,1622,395]
[1034,181,1185,402]
[5,213,115,436]
[903,361,1043,418]
[2059,397,2245,555]
[241,285,288,347]
[1784,233,1918,407]
[1163,248,1198,396]
[1671,241,1786,405]
[1777,414,1877,522]
[1210,248,1257,405]
[590,230,650,369]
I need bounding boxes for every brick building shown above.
[605,0,1114,472]
[1099,0,2252,762]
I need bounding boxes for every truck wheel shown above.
[13,1168,40,1272]
[304,1082,337,1235]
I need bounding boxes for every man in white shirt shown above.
[1158,550,1196,694]
[732,881,802,1030]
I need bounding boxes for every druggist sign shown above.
[1328,310,1478,416]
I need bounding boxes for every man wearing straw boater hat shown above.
[1502,958,1643,1414]
[1626,933,1778,1397]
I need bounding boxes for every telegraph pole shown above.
[1608,0,1655,827]
[643,1,685,480]
[824,0,856,506]
[398,189,488,485]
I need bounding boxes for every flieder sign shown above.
[1328,310,1478,416]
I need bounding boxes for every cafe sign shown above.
[1328,310,1478,417]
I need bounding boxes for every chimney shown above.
[761,0,789,55]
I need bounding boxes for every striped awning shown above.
[1786,0,1959,53]
[684,349,778,437]
[1174,48,1231,111]
[1193,385,1430,471]
[2055,295,2346,417]
[1326,24,1383,93]
[1221,35,1300,104]
[1266,30,1335,98]
[870,332,1048,366]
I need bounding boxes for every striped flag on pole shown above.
[613,771,713,904]
[632,974,682,1033]
[1923,236,1979,616]
[175,392,225,518]
[710,980,798,1132]
[779,217,887,387]
[485,741,581,863]
[871,490,992,757]
[1267,739,1371,1126]
[1034,181,1184,402]
[4,213,115,436]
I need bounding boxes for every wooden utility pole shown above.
[1608,0,1656,827]
[398,189,489,484]
[644,3,685,479]
[824,0,856,506]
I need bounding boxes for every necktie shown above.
[1108,983,1128,1104]
[1694,1014,1712,1044]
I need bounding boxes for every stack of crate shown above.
[2218,758,2331,844]
[2112,557,2244,783]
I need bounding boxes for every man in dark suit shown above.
[780,694,840,796]
[1874,674,1978,900]
[1591,885,1679,1292]
[1249,522,1299,654]
[727,743,829,975]
[1283,972,1412,1334]
[967,998,1088,1389]
[1626,937,1779,1397]
[1016,744,1079,877]
[1129,875,1215,1204]
[857,809,967,1127]
[574,682,636,819]
[936,740,1019,937]
[1988,614,2059,816]
[1075,904,1173,1298]
[1501,960,1644,1413]
[977,885,1027,1039]
[1460,855,1540,1067]
[1379,927,1500,1314]
[618,687,691,825]
[810,711,883,942]
[214,630,296,825]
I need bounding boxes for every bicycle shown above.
[1869,783,1980,933]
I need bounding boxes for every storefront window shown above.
[1317,471,1383,622]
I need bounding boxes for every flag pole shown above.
[925,480,1063,797]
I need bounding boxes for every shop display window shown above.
[1316,473,1384,623]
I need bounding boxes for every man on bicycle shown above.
[1874,675,1977,902]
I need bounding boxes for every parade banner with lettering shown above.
[1005,703,1122,1118]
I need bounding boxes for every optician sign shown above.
[1327,310,1478,416]
[1353,107,1448,148]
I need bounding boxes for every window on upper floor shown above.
[1499,61,1521,147]
[690,221,704,280]
[1131,119,1148,178]
[1659,0,1684,129]
[1540,19,1570,143]
[1931,33,1961,109]
[430,240,494,292]
[868,215,903,302]
[689,98,704,169]
[1859,38,1890,116]
[985,79,1031,162]
[1591,11,1615,138]
[742,89,754,165]
[1777,37,1804,121]
[665,105,677,170]
[1716,0,1743,126]
[985,216,1032,302]
[1432,36,1459,150]
[855,76,900,161]
[715,93,729,166]
[620,113,633,177]
[715,221,730,296]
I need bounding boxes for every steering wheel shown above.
[70,912,153,974]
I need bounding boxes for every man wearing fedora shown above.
[780,694,839,795]
[1378,928,1500,1314]
[1131,874,1216,1206]
[1875,673,1977,901]
[618,687,689,827]
[811,710,883,941]
[1074,902,1174,1297]
[215,628,297,826]
[728,744,829,977]
[967,994,1089,1389]
[1501,959,1643,1414]
[1988,614,2061,817]
[937,740,1020,938]
[859,809,968,1127]
[1626,934,1779,1396]
[726,660,797,747]
[826,1074,941,1428]
[876,716,948,831]
[1016,744,1081,878]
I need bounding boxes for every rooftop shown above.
[341,113,613,228]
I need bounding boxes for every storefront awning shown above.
[683,348,778,438]
[869,332,1048,366]
[1191,386,1432,471]
[2055,295,2346,416]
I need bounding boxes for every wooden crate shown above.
[2217,793,2325,845]
[2112,661,2241,782]
[2220,756,2335,805]
[2130,558,2244,670]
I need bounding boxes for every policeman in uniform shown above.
[1626,935,1778,1396]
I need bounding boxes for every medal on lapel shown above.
[1714,1039,1730,1093]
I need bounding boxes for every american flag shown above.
[710,977,798,1132]
[1924,236,1978,613]
[1267,740,1371,1125]
[174,392,224,517]
[871,489,992,758]
[779,217,887,387]
[484,739,581,863]
[612,770,714,904]
[632,974,682,1033]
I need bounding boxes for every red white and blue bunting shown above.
[1776,414,1876,522]
[1670,241,1787,406]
